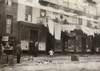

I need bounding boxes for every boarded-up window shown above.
[6,15,13,34]
[25,6,32,22]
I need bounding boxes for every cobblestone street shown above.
[0,55,100,71]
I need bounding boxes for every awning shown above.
[0,33,15,37]
[18,21,45,29]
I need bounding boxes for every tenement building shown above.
[0,0,100,55]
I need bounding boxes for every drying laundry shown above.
[62,24,76,33]
[47,20,54,35]
[81,26,94,36]
[55,23,61,40]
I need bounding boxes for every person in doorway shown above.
[28,42,34,61]
[16,42,22,63]
[34,41,38,57]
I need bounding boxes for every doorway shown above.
[46,33,54,55]
[29,30,38,55]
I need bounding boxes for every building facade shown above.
[0,0,100,55]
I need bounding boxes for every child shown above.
[49,50,54,57]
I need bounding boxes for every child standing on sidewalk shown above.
[49,49,54,57]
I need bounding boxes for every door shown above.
[29,30,38,55]
[62,33,68,54]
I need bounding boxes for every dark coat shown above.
[16,44,22,55]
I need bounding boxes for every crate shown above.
[0,55,7,64]
[71,55,79,61]
[8,55,14,65]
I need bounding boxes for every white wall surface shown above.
[17,4,25,21]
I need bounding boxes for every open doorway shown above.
[29,30,38,55]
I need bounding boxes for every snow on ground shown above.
[0,55,100,71]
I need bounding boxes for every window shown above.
[40,9,46,18]
[53,12,59,23]
[6,15,13,34]
[82,19,87,26]
[78,18,82,25]
[63,19,69,24]
[87,20,90,27]
[5,0,12,6]
[25,6,32,22]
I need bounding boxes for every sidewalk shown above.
[0,54,100,71]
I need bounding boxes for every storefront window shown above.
[55,40,62,52]
[68,38,75,52]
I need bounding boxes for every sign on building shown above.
[21,40,29,51]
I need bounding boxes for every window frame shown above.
[25,6,32,22]
[6,15,13,34]
[78,18,82,25]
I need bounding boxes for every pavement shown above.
[0,54,100,71]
